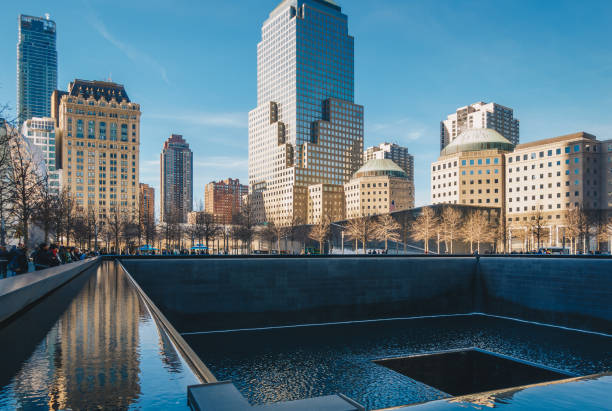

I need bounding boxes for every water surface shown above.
[185,315,612,410]
[0,261,198,410]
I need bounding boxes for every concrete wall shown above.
[121,258,476,333]
[478,258,612,333]
[0,258,100,324]
[121,257,612,334]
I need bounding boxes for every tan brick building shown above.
[344,159,414,219]
[204,178,248,225]
[505,132,609,249]
[431,128,514,208]
[52,79,140,221]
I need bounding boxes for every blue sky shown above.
[1,0,611,209]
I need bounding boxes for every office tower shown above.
[160,134,192,223]
[248,0,364,225]
[344,159,414,219]
[431,128,513,207]
[21,117,61,193]
[505,132,610,250]
[364,142,414,183]
[204,178,248,225]
[52,79,141,221]
[440,102,519,150]
[139,183,155,223]
[17,14,58,125]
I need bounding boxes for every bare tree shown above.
[121,217,139,254]
[565,206,587,254]
[106,208,123,253]
[396,212,414,253]
[308,217,331,254]
[7,134,42,247]
[234,202,256,253]
[410,207,438,254]
[528,208,547,250]
[461,210,493,253]
[345,216,374,254]
[373,214,401,252]
[440,206,462,254]
[32,174,57,243]
[0,116,12,246]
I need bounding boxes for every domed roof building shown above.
[441,128,514,156]
[354,159,408,179]
[345,159,414,219]
[432,128,512,207]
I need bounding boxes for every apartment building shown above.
[364,142,414,183]
[440,101,519,150]
[205,178,248,225]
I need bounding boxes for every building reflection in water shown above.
[9,262,141,409]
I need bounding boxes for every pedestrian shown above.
[34,243,54,271]
[8,244,29,275]
[0,245,8,279]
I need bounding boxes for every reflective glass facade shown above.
[17,15,57,125]
[249,0,364,224]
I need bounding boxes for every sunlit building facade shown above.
[248,0,364,225]
[505,132,610,249]
[205,178,248,225]
[139,183,155,224]
[52,79,141,221]
[345,159,414,219]
[432,129,513,207]
[17,15,57,125]
[440,102,519,150]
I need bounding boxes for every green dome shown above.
[441,128,514,156]
[354,159,407,178]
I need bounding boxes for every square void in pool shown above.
[374,348,577,396]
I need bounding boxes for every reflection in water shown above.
[0,261,198,410]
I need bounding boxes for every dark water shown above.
[184,315,612,410]
[0,261,198,410]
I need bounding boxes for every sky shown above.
[1,0,611,209]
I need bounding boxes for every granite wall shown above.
[121,257,612,334]
[121,257,476,333]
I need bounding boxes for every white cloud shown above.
[194,156,247,169]
[89,15,169,84]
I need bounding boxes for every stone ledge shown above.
[0,257,100,323]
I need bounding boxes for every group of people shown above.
[0,243,89,279]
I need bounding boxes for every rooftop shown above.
[441,128,514,156]
[66,79,130,102]
[514,132,596,150]
[354,158,408,178]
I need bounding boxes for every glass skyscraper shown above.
[17,14,58,126]
[248,0,364,224]
[160,134,193,223]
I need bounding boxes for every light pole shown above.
[341,230,344,255]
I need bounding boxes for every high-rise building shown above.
[17,14,58,125]
[52,79,141,221]
[204,178,248,225]
[364,142,414,183]
[139,183,155,224]
[22,117,61,194]
[440,102,519,150]
[160,134,192,223]
[248,0,364,225]
[431,129,514,207]
[344,159,414,219]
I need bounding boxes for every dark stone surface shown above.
[121,256,612,334]
[121,257,476,333]
[375,348,574,397]
[478,258,612,333]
